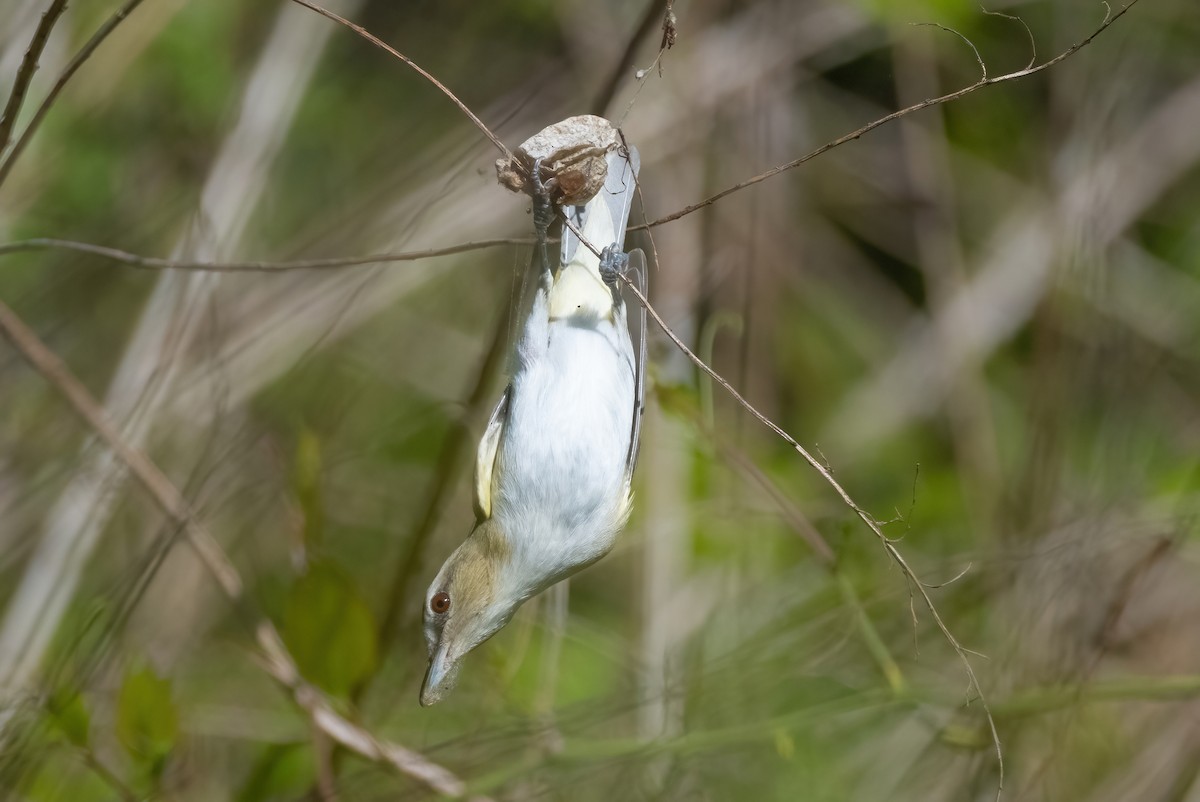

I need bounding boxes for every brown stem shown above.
[0,0,148,190]
[0,0,69,155]
[0,236,542,272]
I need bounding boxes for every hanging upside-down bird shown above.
[420,144,646,705]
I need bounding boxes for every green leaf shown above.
[47,688,90,748]
[116,665,178,764]
[235,743,314,802]
[282,561,378,697]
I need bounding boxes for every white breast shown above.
[492,313,635,594]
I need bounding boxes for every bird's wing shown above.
[473,386,510,521]
[624,247,648,484]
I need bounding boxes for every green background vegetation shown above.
[0,0,1198,800]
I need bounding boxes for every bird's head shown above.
[420,519,519,706]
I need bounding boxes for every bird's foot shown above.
[531,157,553,240]
[599,244,630,306]
[599,244,630,288]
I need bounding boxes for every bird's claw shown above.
[531,157,553,239]
[599,244,629,289]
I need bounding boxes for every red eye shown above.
[430,592,451,614]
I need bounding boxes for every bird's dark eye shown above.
[430,591,451,614]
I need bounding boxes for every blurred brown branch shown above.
[0,0,68,154]
[0,236,542,271]
[0,0,148,190]
[0,298,482,799]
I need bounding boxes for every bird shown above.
[420,146,645,706]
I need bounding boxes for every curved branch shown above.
[0,0,69,154]
[631,0,1142,232]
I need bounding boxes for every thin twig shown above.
[591,0,668,116]
[286,0,512,162]
[560,210,1004,795]
[0,2,1138,274]
[0,236,542,272]
[255,624,474,798]
[981,6,1037,71]
[913,22,987,80]
[630,269,1004,791]
[0,298,479,799]
[632,270,1005,791]
[631,0,1141,232]
[0,0,69,155]
[0,0,147,191]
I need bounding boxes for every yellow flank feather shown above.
[473,394,507,520]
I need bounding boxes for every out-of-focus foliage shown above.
[0,0,1198,800]
[283,562,378,698]
[115,664,178,778]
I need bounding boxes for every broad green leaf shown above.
[116,665,178,764]
[282,562,378,697]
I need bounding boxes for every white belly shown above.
[492,313,635,586]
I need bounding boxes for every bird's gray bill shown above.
[419,646,460,706]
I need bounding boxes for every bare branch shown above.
[0,236,541,272]
[982,5,1037,71]
[0,0,148,191]
[0,0,69,155]
[286,0,512,162]
[0,298,481,799]
[631,0,1142,232]
[913,22,987,80]
[559,208,1006,796]
[921,562,973,590]
[0,3,1140,280]
[256,624,473,798]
